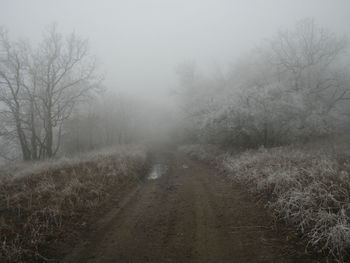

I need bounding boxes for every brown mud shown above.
[62,150,318,263]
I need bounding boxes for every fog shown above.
[2,3,350,261]
[2,0,349,98]
[0,0,350,160]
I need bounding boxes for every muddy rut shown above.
[63,151,316,263]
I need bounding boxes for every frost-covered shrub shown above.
[221,147,350,261]
[184,144,350,261]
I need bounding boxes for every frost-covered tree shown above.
[177,19,350,148]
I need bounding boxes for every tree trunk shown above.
[16,121,31,161]
[46,118,53,158]
[30,101,38,160]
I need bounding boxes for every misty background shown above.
[2,0,349,99]
[0,0,350,161]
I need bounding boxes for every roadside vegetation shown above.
[178,19,350,262]
[0,147,148,262]
[180,142,350,262]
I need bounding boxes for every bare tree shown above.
[0,28,33,160]
[0,24,100,161]
[268,19,349,112]
[32,24,99,158]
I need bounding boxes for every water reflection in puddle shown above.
[148,164,168,180]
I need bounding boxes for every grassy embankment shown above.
[0,147,148,262]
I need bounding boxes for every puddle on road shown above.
[147,164,168,180]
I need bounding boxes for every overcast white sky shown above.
[1,0,349,100]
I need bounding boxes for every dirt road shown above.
[63,150,316,263]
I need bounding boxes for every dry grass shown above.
[182,144,350,262]
[0,147,148,262]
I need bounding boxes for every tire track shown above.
[63,150,317,263]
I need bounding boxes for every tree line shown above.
[177,19,350,148]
